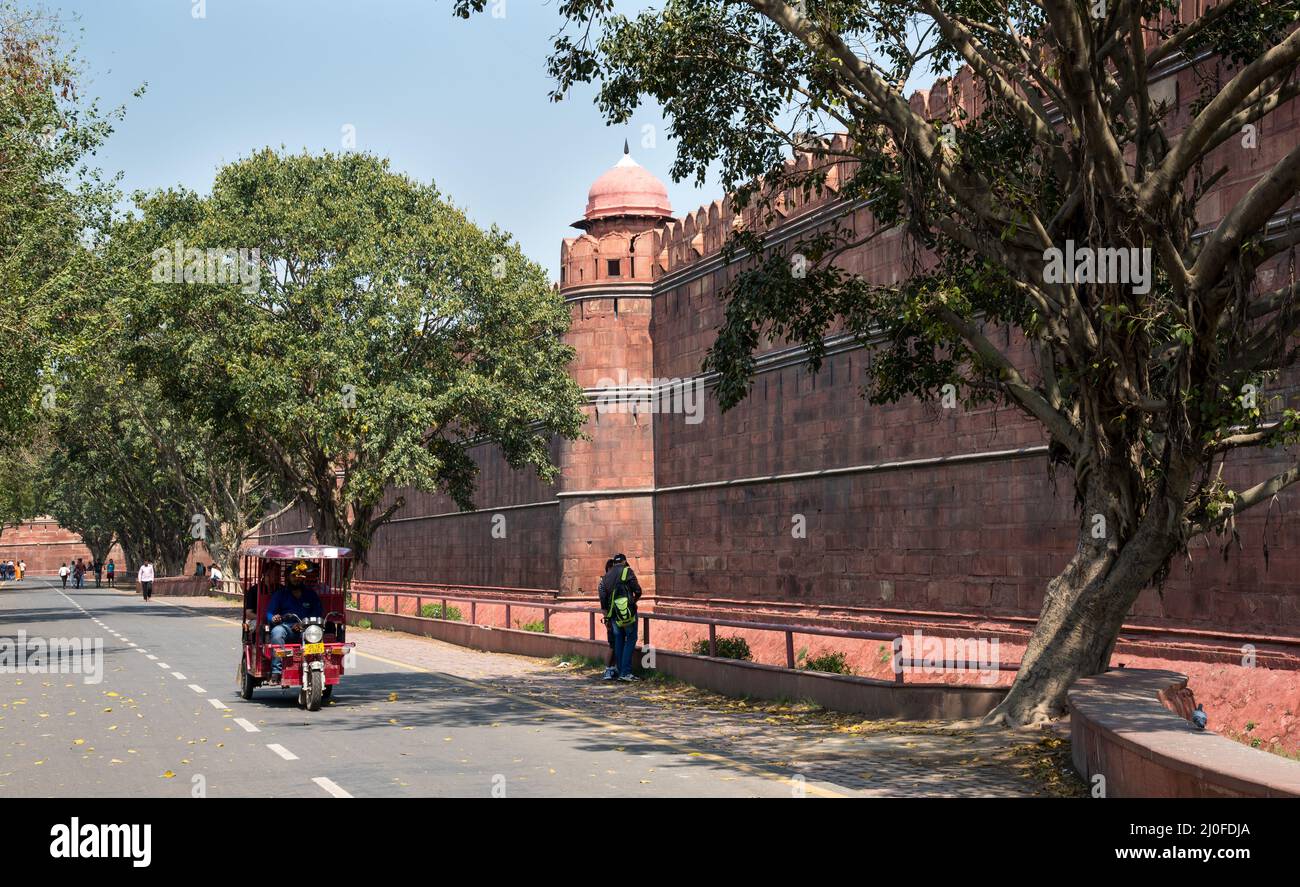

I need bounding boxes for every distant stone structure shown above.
[0,518,124,576]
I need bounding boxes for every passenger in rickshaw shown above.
[267,562,325,679]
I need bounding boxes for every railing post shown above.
[442,598,448,620]
[416,596,422,618]
[589,611,596,640]
[708,623,717,657]
[471,600,477,625]
[642,614,650,648]
[543,608,550,633]
[785,631,795,669]
[505,603,511,629]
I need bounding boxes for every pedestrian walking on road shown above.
[601,553,643,682]
[17,560,25,580]
[59,562,69,588]
[138,560,155,601]
[106,559,115,587]
[72,558,85,589]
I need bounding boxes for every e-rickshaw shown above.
[236,545,354,711]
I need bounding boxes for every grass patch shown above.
[689,635,753,660]
[353,617,372,629]
[519,619,546,633]
[797,648,853,675]
[419,603,464,621]
[551,653,606,671]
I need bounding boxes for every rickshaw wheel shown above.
[305,670,324,711]
[237,658,256,700]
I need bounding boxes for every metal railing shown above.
[348,587,1019,684]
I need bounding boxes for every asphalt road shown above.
[1,578,796,797]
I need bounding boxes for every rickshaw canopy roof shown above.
[240,545,353,561]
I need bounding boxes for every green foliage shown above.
[797,648,853,675]
[118,150,586,565]
[518,619,546,633]
[0,4,125,451]
[353,617,372,630]
[690,635,753,660]
[420,603,464,621]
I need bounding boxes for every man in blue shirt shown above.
[266,563,324,680]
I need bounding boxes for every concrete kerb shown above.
[1069,669,1300,798]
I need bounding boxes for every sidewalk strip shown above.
[353,649,847,798]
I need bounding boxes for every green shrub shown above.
[354,618,372,629]
[690,635,753,661]
[800,650,853,675]
[419,603,463,621]
[519,619,546,633]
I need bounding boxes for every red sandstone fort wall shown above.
[0,519,126,576]
[193,23,1300,650]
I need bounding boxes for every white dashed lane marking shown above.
[207,699,230,711]
[157,662,170,669]
[233,718,260,733]
[188,684,207,694]
[312,777,351,798]
[171,672,187,680]
[267,744,298,761]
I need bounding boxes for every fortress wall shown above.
[143,26,1300,646]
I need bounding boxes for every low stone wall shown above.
[146,576,208,597]
[1069,669,1300,798]
[353,607,1004,721]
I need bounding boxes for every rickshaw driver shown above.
[266,562,325,680]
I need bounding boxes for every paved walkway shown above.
[169,595,1083,797]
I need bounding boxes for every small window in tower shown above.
[607,259,622,277]
[560,267,566,283]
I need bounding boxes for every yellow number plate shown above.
[302,643,325,655]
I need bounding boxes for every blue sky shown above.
[48,0,720,280]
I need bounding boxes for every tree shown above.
[0,3,121,450]
[123,151,586,565]
[456,0,1300,724]
[43,371,195,575]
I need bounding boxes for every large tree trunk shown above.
[986,478,1182,726]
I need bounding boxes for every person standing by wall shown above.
[17,560,25,580]
[106,558,115,587]
[596,558,617,680]
[602,553,643,682]
[138,559,155,601]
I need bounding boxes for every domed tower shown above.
[556,145,674,598]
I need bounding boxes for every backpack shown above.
[607,566,636,628]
